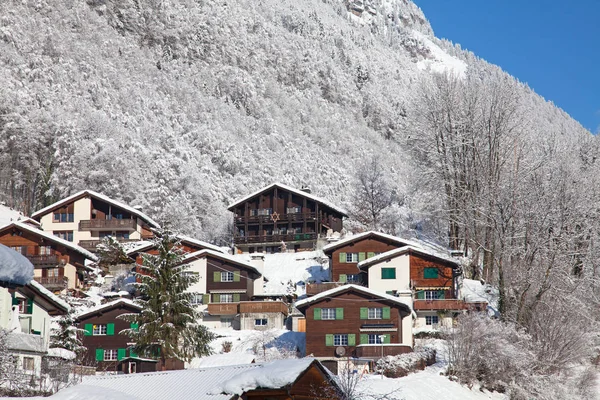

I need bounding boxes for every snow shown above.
[184,249,260,275]
[29,279,71,311]
[234,251,329,296]
[51,384,141,400]
[208,328,306,358]
[0,204,36,226]
[0,243,34,285]
[357,245,458,270]
[461,279,499,316]
[322,231,423,253]
[213,358,315,396]
[188,352,255,368]
[74,298,141,319]
[412,30,468,79]
[47,347,77,360]
[295,284,412,312]
[227,182,348,217]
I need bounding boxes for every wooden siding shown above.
[206,255,255,297]
[329,238,402,282]
[208,301,289,316]
[306,282,345,296]
[409,253,455,294]
[354,344,412,358]
[303,291,409,358]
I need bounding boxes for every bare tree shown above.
[351,157,393,231]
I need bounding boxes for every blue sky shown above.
[413,0,600,133]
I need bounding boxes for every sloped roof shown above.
[294,284,412,312]
[75,298,141,321]
[322,231,423,253]
[182,249,261,276]
[0,243,34,287]
[6,332,45,354]
[357,245,459,270]
[227,182,348,217]
[0,221,98,262]
[31,190,161,229]
[0,204,39,227]
[126,235,223,257]
[24,279,70,314]
[48,358,328,400]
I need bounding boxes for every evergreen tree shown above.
[119,230,214,369]
[49,304,86,359]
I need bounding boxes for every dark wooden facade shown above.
[228,184,347,253]
[409,253,457,296]
[75,302,142,372]
[297,288,411,359]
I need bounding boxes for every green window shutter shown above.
[382,307,391,320]
[424,268,439,279]
[117,348,126,361]
[233,293,241,302]
[386,291,394,295]
[438,290,445,299]
[130,323,139,332]
[26,298,33,314]
[129,348,137,358]
[359,307,368,320]
[360,334,369,344]
[325,334,334,346]
[382,268,396,279]
[358,252,366,262]
[417,290,425,299]
[348,334,356,346]
[84,324,93,336]
[335,308,344,320]
[212,294,220,303]
[339,252,346,263]
[12,297,20,306]
[233,271,241,282]
[383,334,391,344]
[202,294,210,304]
[213,272,221,282]
[95,349,104,361]
[313,308,321,320]
[339,274,347,283]
[107,323,115,336]
[367,252,375,259]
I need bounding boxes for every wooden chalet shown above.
[295,285,413,372]
[0,222,98,292]
[31,190,160,253]
[228,183,347,254]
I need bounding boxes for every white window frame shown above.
[368,334,383,344]
[425,315,439,326]
[321,308,336,320]
[346,274,360,283]
[333,334,348,346]
[220,294,234,303]
[368,308,382,320]
[104,349,118,361]
[255,318,268,326]
[425,290,439,301]
[93,324,107,335]
[190,293,203,305]
[345,253,359,263]
[221,271,234,282]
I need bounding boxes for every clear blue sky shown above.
[413,0,600,133]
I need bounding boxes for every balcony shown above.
[235,212,317,225]
[413,299,470,311]
[306,282,345,296]
[79,219,137,231]
[353,344,413,358]
[78,238,137,252]
[207,303,239,315]
[233,232,317,245]
[34,276,68,291]
[26,255,68,268]
[239,301,289,315]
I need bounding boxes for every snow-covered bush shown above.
[376,347,436,378]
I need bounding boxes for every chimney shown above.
[300,186,311,194]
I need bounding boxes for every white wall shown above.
[367,253,411,294]
[239,312,285,330]
[187,257,208,295]
[247,254,265,296]
[39,197,92,244]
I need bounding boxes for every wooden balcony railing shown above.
[34,276,68,290]
[78,238,138,252]
[79,219,137,231]
[353,344,412,358]
[306,282,345,296]
[235,212,317,224]
[233,232,317,245]
[207,303,239,315]
[239,301,289,315]
[26,254,68,267]
[413,299,471,311]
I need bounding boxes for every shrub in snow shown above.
[376,347,436,378]
[221,341,233,353]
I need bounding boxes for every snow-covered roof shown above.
[0,204,39,226]
[189,353,256,369]
[126,235,224,257]
[294,284,412,312]
[49,358,326,400]
[0,221,98,262]
[0,243,34,286]
[31,190,161,229]
[227,182,348,217]
[357,245,459,270]
[47,347,77,360]
[6,332,45,353]
[75,298,141,320]
[27,279,71,312]
[322,231,423,253]
[183,249,260,276]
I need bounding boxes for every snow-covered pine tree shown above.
[119,230,214,370]
[49,304,86,359]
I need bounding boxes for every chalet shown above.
[126,233,225,261]
[0,222,98,292]
[320,231,421,286]
[357,246,464,329]
[295,285,413,373]
[31,190,160,253]
[48,358,340,400]
[228,183,347,254]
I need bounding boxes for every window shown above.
[53,205,74,223]
[93,324,107,335]
[279,227,287,234]
[190,293,203,305]
[16,298,29,314]
[424,268,439,279]
[425,290,440,300]
[381,268,396,279]
[47,268,60,277]
[294,226,302,233]
[250,209,258,216]
[257,208,272,216]
[255,319,268,326]
[368,308,383,319]
[53,231,73,242]
[38,246,52,255]
[425,315,439,326]
[345,253,359,263]
[22,357,34,371]
[104,349,118,361]
[368,334,384,344]
[220,294,234,303]
[346,274,361,284]
[221,317,234,328]
[221,272,234,282]
[334,334,348,346]
[321,308,336,320]
[286,206,301,214]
